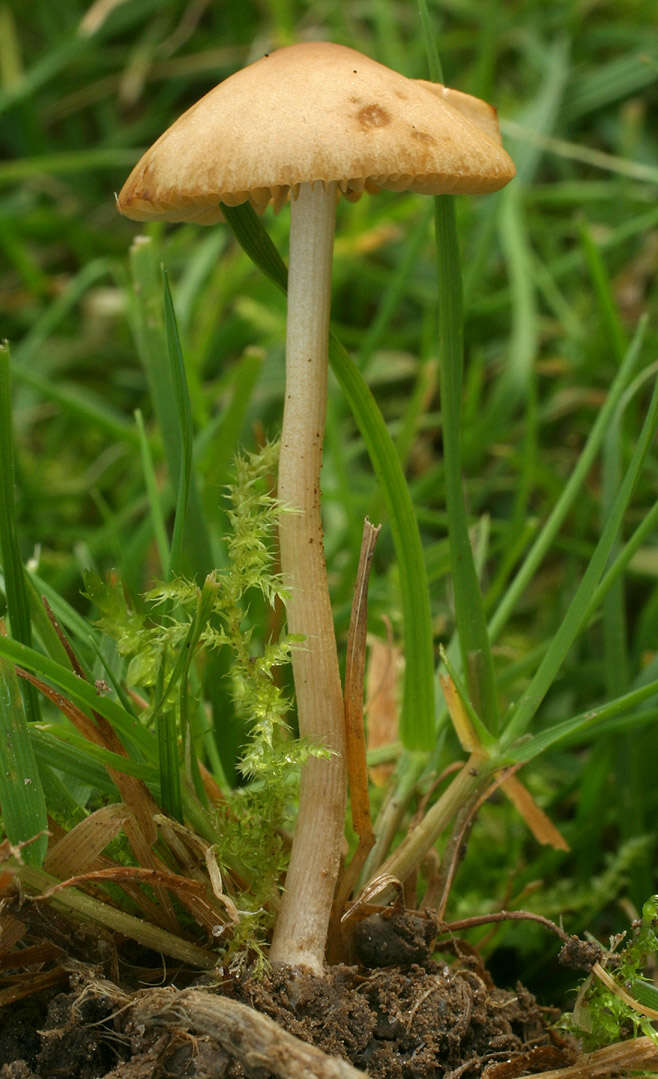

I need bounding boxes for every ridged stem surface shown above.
[269,180,345,973]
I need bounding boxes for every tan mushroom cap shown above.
[117,41,515,225]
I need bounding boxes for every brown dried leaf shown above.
[39,864,208,900]
[502,775,570,852]
[0,914,27,955]
[366,631,402,786]
[44,803,133,879]
[0,967,68,1008]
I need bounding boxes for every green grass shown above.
[1,0,657,1008]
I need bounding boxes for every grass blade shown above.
[507,680,658,764]
[580,223,629,695]
[489,317,647,644]
[329,334,436,749]
[222,201,436,750]
[433,195,499,734]
[501,347,658,749]
[135,407,170,576]
[0,635,152,756]
[0,658,48,865]
[163,269,196,580]
[0,344,41,726]
[129,237,213,580]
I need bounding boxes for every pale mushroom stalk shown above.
[269,180,345,973]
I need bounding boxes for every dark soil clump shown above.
[0,959,564,1079]
[0,902,570,1078]
[235,961,559,1077]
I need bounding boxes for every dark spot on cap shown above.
[358,104,391,130]
[411,130,437,145]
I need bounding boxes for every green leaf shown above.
[506,679,658,764]
[489,315,647,645]
[433,194,499,734]
[128,236,213,580]
[0,658,48,865]
[0,634,153,757]
[135,407,170,576]
[328,334,435,749]
[502,324,656,749]
[0,343,40,726]
[628,978,658,1012]
[417,5,499,734]
[162,269,194,580]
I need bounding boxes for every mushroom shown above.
[117,41,515,974]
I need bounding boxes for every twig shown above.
[437,908,571,943]
[133,987,369,1079]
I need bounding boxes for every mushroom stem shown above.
[270,180,345,973]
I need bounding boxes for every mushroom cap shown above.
[117,41,515,225]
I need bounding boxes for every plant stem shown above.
[361,752,490,904]
[269,181,346,973]
[18,865,216,968]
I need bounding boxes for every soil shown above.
[0,903,574,1079]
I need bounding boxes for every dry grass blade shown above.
[592,960,658,1020]
[441,666,569,862]
[154,815,241,923]
[17,864,217,968]
[510,1035,658,1078]
[343,517,381,843]
[0,911,26,953]
[331,519,381,945]
[0,940,64,972]
[37,860,236,939]
[16,665,101,745]
[440,671,480,752]
[501,774,570,852]
[44,803,133,879]
[43,805,238,940]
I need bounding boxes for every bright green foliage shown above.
[85,442,324,951]
[86,443,290,706]
[564,895,658,1049]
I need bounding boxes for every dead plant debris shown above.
[1,902,656,1079]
